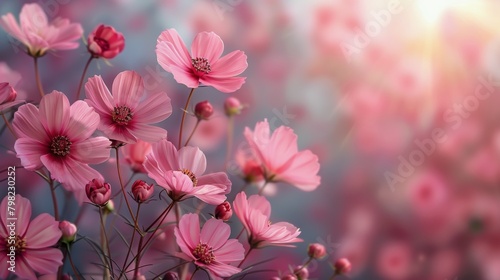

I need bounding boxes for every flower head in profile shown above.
[121,139,152,173]
[143,139,231,205]
[87,24,125,59]
[0,82,23,112]
[174,213,244,278]
[233,192,302,248]
[0,195,63,279]
[13,91,111,203]
[156,29,248,93]
[0,3,83,57]
[244,119,321,191]
[85,70,172,143]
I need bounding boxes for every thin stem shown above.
[75,55,94,101]
[257,180,270,196]
[178,88,195,148]
[1,113,17,138]
[115,148,138,226]
[189,267,199,280]
[184,119,200,147]
[134,236,144,279]
[297,257,313,272]
[67,245,82,280]
[120,204,141,280]
[49,178,59,221]
[34,57,45,97]
[225,115,234,165]
[99,207,113,280]
[237,247,254,268]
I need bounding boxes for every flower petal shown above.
[156,29,192,71]
[14,138,46,170]
[199,76,246,93]
[112,70,144,109]
[191,32,224,63]
[174,213,200,259]
[25,213,61,249]
[178,146,206,176]
[210,50,248,77]
[200,219,230,250]
[12,103,48,142]
[214,239,245,263]
[85,75,114,115]
[71,137,111,164]
[38,91,70,136]
[133,91,172,124]
[67,100,100,142]
[130,123,168,143]
[23,248,63,276]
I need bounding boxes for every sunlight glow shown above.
[417,0,475,24]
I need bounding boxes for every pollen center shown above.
[192,243,215,264]
[5,235,27,253]
[112,106,133,126]
[191,57,211,74]
[50,135,72,157]
[94,37,110,51]
[181,168,198,187]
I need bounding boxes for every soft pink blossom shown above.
[87,24,125,59]
[156,29,248,93]
[233,192,302,248]
[334,258,352,275]
[121,139,152,173]
[244,119,321,191]
[0,3,83,56]
[0,195,63,279]
[85,70,172,143]
[131,179,154,203]
[308,243,327,259]
[144,139,231,205]
[13,91,111,203]
[0,82,23,112]
[174,213,244,278]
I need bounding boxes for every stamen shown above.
[191,57,211,74]
[192,243,215,264]
[112,106,133,126]
[181,168,198,187]
[49,135,72,157]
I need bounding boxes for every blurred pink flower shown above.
[0,195,62,279]
[156,29,248,93]
[85,70,172,143]
[87,24,125,59]
[233,192,302,248]
[144,139,231,205]
[376,241,413,280]
[185,112,227,151]
[174,213,244,278]
[244,119,321,191]
[13,91,111,203]
[0,3,83,56]
[0,82,23,112]
[121,139,152,173]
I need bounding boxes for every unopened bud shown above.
[334,258,352,275]
[194,100,214,120]
[85,179,111,206]
[224,97,243,116]
[131,180,154,203]
[308,243,327,259]
[59,221,77,244]
[215,201,232,221]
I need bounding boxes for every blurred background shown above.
[2,0,500,279]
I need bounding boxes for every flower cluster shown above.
[0,3,338,280]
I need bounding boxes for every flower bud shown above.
[87,24,125,59]
[85,179,111,206]
[215,201,232,221]
[224,97,243,116]
[132,180,154,203]
[308,243,327,259]
[294,266,309,280]
[59,221,77,243]
[281,275,297,280]
[194,100,214,120]
[162,272,179,280]
[333,258,352,275]
[0,82,17,104]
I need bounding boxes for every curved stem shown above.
[178,88,195,148]
[121,204,141,280]
[99,207,113,279]
[67,245,82,280]
[257,180,270,196]
[75,55,94,101]
[115,148,138,226]
[184,119,200,147]
[34,57,45,97]
[1,113,17,138]
[189,267,199,280]
[49,178,59,221]
[237,247,253,268]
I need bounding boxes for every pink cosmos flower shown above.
[13,91,111,203]
[121,139,152,173]
[143,139,231,205]
[87,24,125,59]
[233,192,302,248]
[174,213,244,278]
[156,29,248,93]
[244,119,321,191]
[85,70,172,143]
[0,82,24,112]
[0,195,63,279]
[0,3,83,57]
